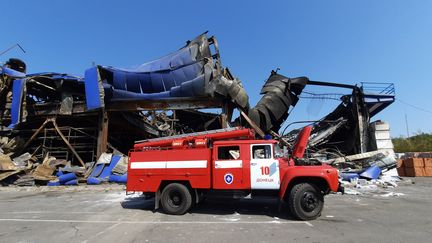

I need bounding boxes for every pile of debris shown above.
[0,137,128,186]
[340,175,407,197]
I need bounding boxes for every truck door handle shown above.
[251,163,257,166]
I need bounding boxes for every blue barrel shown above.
[87,177,101,185]
[109,174,127,184]
[64,179,78,186]
[56,170,64,177]
[360,165,382,180]
[47,181,61,186]
[340,172,360,181]
[58,173,77,184]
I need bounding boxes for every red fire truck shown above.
[127,127,342,220]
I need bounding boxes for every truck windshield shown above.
[252,145,272,159]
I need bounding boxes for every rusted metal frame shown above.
[26,98,224,116]
[220,114,228,128]
[27,78,56,91]
[27,101,88,116]
[308,80,356,89]
[66,127,71,163]
[13,118,51,157]
[30,144,43,158]
[51,118,86,167]
[13,117,87,168]
[352,88,370,154]
[208,36,222,73]
[68,126,115,151]
[106,97,224,111]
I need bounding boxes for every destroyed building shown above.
[0,33,396,186]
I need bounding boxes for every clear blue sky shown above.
[2,0,431,137]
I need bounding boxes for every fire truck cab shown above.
[127,127,341,220]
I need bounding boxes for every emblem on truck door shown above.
[224,173,234,184]
[250,144,280,189]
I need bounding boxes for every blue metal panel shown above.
[169,75,206,97]
[112,89,171,99]
[172,68,187,86]
[165,71,177,89]
[1,67,26,78]
[8,79,25,128]
[113,71,126,90]
[149,61,165,92]
[89,163,105,178]
[126,73,141,92]
[84,67,104,110]
[83,34,214,110]
[360,165,381,180]
[98,155,122,180]
[139,73,153,93]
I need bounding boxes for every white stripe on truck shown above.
[130,160,208,169]
[214,160,243,169]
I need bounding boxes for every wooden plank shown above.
[240,111,265,138]
[96,110,109,159]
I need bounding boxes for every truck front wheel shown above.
[160,183,193,215]
[288,182,324,220]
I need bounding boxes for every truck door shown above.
[250,144,280,189]
[212,145,244,189]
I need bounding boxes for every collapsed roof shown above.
[84,33,249,111]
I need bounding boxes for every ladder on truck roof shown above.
[134,127,255,149]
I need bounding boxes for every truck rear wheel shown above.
[160,183,193,215]
[288,182,324,220]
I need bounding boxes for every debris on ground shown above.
[0,150,128,187]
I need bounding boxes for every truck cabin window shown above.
[274,144,284,158]
[252,145,272,159]
[218,146,240,160]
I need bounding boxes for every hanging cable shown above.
[397,98,432,115]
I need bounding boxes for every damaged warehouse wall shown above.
[0,33,396,186]
[281,81,397,173]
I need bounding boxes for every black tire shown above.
[160,183,193,215]
[288,182,324,221]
